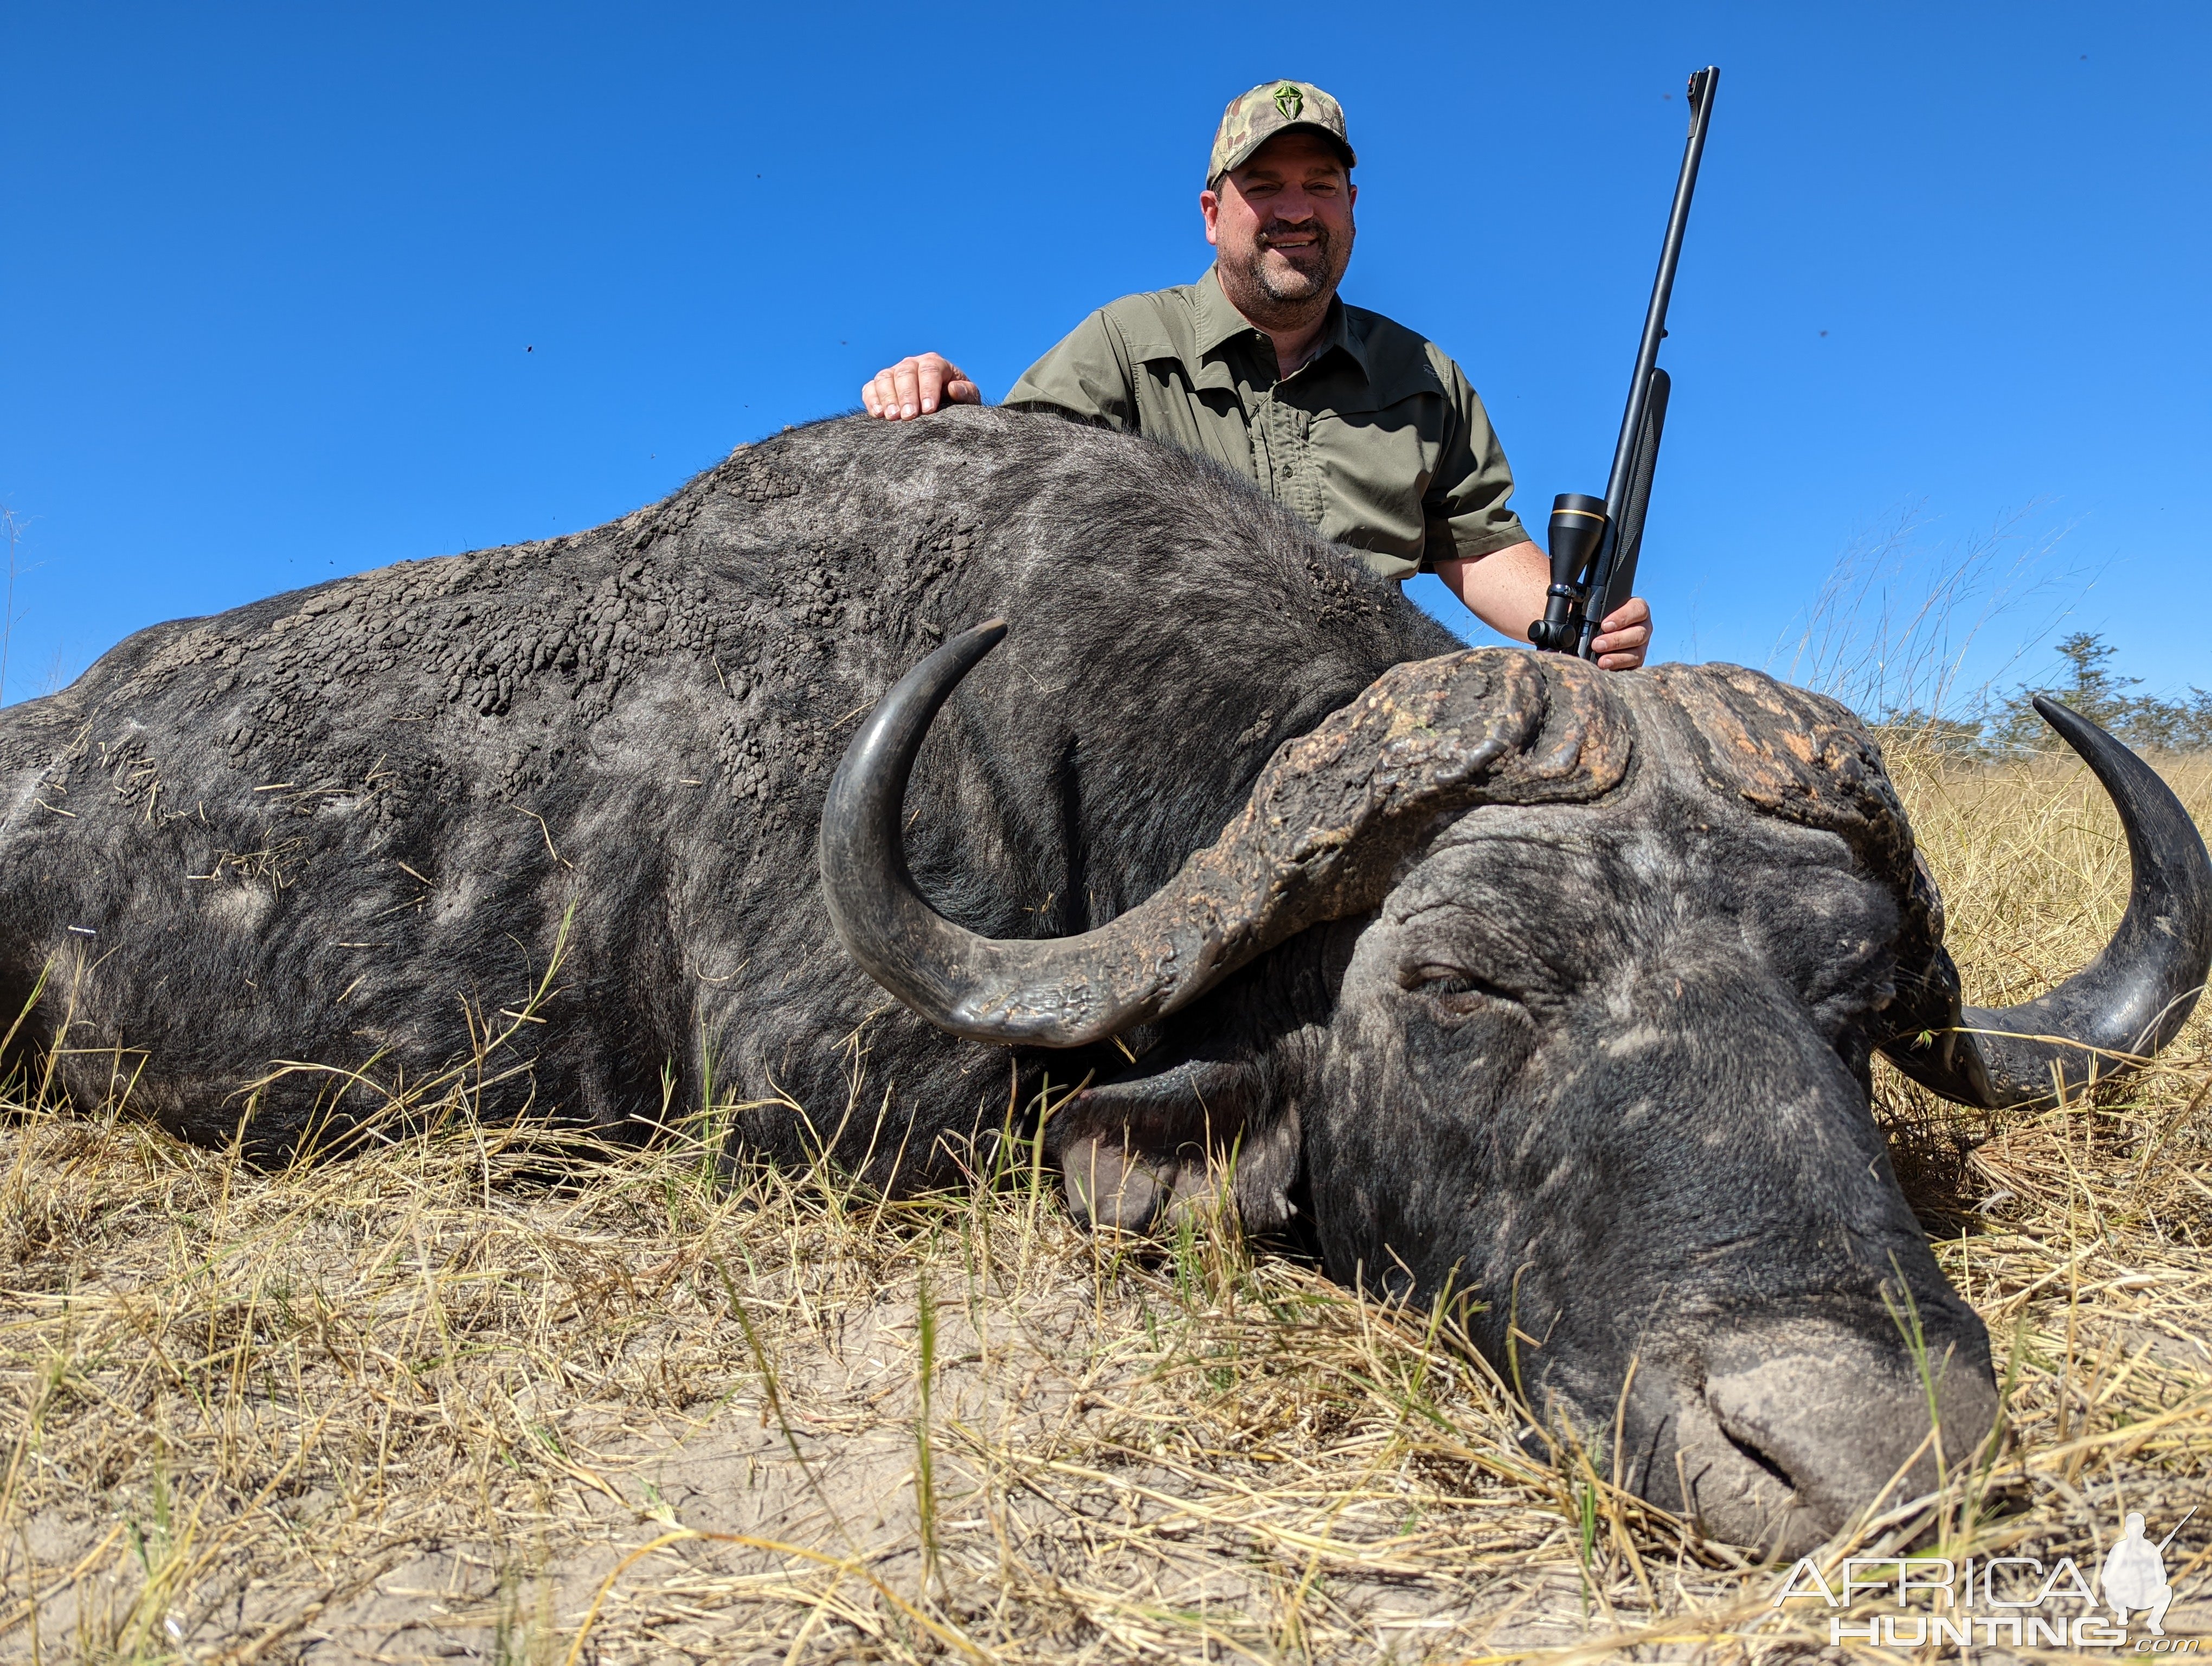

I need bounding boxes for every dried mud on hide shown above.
[2,753,2209,1664]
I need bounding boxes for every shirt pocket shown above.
[1310,393,1443,561]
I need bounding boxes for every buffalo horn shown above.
[817,623,1627,1046]
[1883,696,2212,1107]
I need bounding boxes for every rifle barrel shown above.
[1577,65,1718,657]
[2155,1504,2197,1554]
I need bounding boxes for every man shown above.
[860,80,1652,670]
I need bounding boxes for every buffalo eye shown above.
[1404,966,1523,1017]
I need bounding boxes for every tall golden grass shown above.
[2,748,2207,1663]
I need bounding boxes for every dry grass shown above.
[3,752,2208,1664]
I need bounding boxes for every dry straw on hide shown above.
[2,749,2208,1664]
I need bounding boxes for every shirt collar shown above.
[1194,264,1371,379]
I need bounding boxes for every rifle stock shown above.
[1597,366,1669,629]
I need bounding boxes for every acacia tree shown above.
[1993,632,2212,754]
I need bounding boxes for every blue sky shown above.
[4,2,2207,711]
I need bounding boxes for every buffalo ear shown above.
[1052,1048,1300,1236]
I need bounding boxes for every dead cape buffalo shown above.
[3,408,2208,1553]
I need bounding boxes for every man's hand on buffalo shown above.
[861,353,981,420]
[1436,541,1652,671]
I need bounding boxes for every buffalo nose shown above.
[1675,1325,1998,1556]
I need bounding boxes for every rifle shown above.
[2154,1505,2197,1555]
[1529,66,1719,661]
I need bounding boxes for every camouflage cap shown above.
[1207,80,1355,185]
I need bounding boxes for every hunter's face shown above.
[1204,132,1356,313]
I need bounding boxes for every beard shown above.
[1218,216,1353,328]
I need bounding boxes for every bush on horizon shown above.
[1883,631,2212,758]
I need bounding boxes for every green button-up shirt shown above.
[1004,267,1529,581]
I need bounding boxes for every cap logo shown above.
[1272,82,1304,119]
